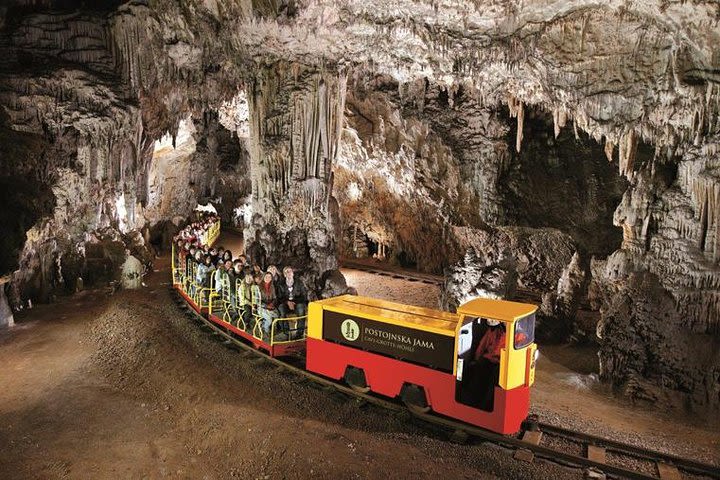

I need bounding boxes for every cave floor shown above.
[0,249,717,479]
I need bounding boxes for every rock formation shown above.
[243,64,347,292]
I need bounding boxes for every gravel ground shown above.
[605,451,657,476]
[529,403,719,466]
[541,435,585,457]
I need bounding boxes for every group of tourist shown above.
[173,214,308,340]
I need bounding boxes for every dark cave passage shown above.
[502,107,630,258]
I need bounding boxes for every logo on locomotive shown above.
[323,310,455,372]
[341,319,360,341]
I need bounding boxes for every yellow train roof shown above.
[314,295,460,336]
[457,297,537,322]
[313,295,538,336]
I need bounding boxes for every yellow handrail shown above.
[270,316,308,345]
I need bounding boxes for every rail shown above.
[340,260,545,304]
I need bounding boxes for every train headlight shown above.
[531,348,540,368]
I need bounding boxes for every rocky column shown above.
[245,63,347,292]
[0,278,13,328]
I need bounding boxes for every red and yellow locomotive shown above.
[305,295,537,434]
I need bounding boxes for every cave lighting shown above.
[195,203,218,214]
[347,181,362,201]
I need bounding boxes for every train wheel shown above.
[344,366,370,394]
[400,384,431,414]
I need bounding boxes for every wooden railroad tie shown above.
[657,462,682,480]
[586,445,606,464]
[514,430,543,462]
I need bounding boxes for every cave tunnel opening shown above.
[333,80,453,274]
[501,106,632,259]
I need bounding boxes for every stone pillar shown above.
[0,279,15,328]
[245,63,347,290]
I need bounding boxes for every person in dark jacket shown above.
[277,267,308,338]
[277,267,307,317]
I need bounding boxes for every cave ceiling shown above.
[233,0,720,152]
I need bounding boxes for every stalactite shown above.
[618,130,638,179]
[692,174,720,261]
[604,139,615,163]
[507,95,523,153]
[553,108,567,139]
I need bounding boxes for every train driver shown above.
[469,319,506,411]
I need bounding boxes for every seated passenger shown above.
[186,249,201,292]
[258,272,278,338]
[465,319,506,411]
[195,255,212,298]
[278,267,308,338]
[225,260,237,305]
[238,273,259,328]
[267,265,282,284]
[213,260,228,296]
[176,240,186,263]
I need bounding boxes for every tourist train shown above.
[172,217,538,435]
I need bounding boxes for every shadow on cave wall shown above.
[0,117,56,278]
[500,107,631,258]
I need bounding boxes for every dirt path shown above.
[0,256,581,479]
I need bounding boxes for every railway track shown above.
[339,259,542,303]
[170,289,720,480]
[339,259,445,286]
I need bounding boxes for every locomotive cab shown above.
[454,299,538,412]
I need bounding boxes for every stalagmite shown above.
[0,278,14,328]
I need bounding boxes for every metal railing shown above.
[207,290,306,345]
[270,316,307,345]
